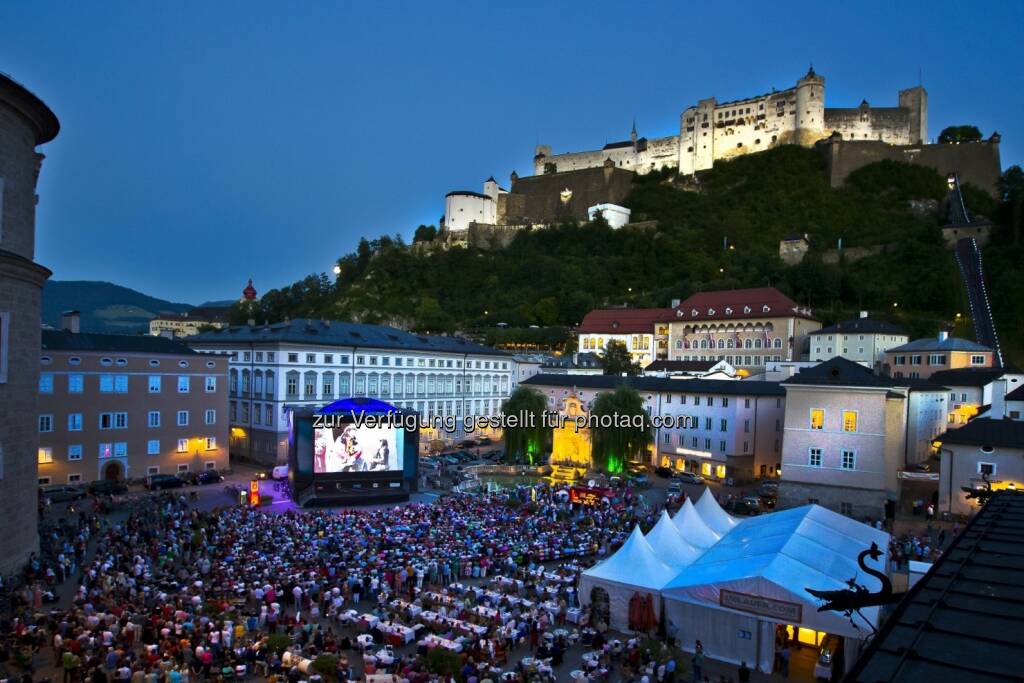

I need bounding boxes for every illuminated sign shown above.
[569,486,614,507]
[719,589,802,623]
[249,479,260,506]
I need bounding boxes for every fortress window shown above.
[736,143,742,148]
[755,139,760,145]
[771,135,778,143]
[687,147,693,152]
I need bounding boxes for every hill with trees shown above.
[42,280,193,334]
[232,145,1024,364]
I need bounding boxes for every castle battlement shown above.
[533,68,927,177]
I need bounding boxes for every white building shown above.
[928,368,1024,426]
[937,418,1024,516]
[809,312,908,369]
[443,177,504,232]
[587,203,631,229]
[189,319,513,464]
[578,308,674,367]
[521,374,786,482]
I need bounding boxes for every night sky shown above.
[2,1,1021,304]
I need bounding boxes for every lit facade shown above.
[886,332,995,380]
[190,319,513,464]
[809,313,907,368]
[578,308,674,367]
[37,327,229,484]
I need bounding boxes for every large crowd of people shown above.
[0,485,686,683]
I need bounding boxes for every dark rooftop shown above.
[521,373,785,397]
[937,417,1024,450]
[811,317,906,336]
[41,330,198,355]
[783,356,896,388]
[644,360,719,373]
[189,318,509,357]
[928,368,1015,388]
[1006,385,1024,402]
[844,491,1024,683]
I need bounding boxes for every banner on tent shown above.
[719,589,802,623]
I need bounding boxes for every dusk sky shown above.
[3,1,1022,304]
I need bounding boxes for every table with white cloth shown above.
[566,607,582,624]
[355,634,376,651]
[418,634,463,652]
[338,609,359,624]
[388,599,422,618]
[471,605,501,622]
[423,591,457,606]
[540,600,560,619]
[358,613,380,629]
[378,621,418,645]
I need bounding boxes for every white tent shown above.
[645,510,705,569]
[580,525,676,632]
[694,488,739,536]
[661,505,890,674]
[672,497,721,548]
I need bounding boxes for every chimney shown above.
[938,330,949,342]
[859,310,868,319]
[61,310,80,334]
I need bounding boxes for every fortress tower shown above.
[794,66,826,145]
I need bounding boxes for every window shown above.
[68,445,82,461]
[306,353,316,363]
[177,439,189,453]
[719,440,726,452]
[39,373,53,393]
[810,409,824,430]
[744,419,750,433]
[148,375,161,393]
[147,440,160,455]
[147,466,159,475]
[178,376,189,393]
[265,404,273,426]
[842,410,858,433]
[113,412,128,429]
[39,414,53,432]
[100,374,114,393]
[910,355,922,365]
[114,442,127,458]
[978,462,996,476]
[266,352,275,362]
[286,374,298,396]
[840,502,854,516]
[99,413,112,429]
[928,354,946,365]
[971,355,986,365]
[205,376,216,392]
[38,447,53,464]
[148,411,161,428]
[288,353,299,363]
[68,413,83,431]
[204,409,216,425]
[177,464,189,473]
[720,419,728,432]
[205,437,216,451]
[98,443,112,459]
[841,449,856,470]
[177,410,189,426]
[808,448,822,467]
[68,374,83,393]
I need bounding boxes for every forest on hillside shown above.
[230,146,1024,364]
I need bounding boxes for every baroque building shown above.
[0,73,60,575]
[534,68,927,177]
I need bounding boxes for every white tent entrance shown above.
[661,505,890,675]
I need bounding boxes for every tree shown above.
[938,125,982,144]
[413,224,437,243]
[589,384,652,474]
[501,387,548,465]
[602,340,640,376]
[999,165,1024,246]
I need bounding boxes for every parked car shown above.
[271,464,289,480]
[627,461,649,474]
[728,496,764,516]
[146,474,185,491]
[676,471,705,485]
[40,484,86,502]
[666,481,683,496]
[195,470,224,485]
[88,480,128,495]
[757,480,780,497]
[654,466,674,478]
[628,473,651,488]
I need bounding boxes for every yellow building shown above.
[551,396,592,470]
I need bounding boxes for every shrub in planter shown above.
[312,654,338,678]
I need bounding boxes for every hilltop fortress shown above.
[533,67,927,176]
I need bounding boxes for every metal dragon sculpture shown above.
[962,471,994,506]
[805,541,905,638]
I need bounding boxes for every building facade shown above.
[0,73,59,575]
[189,319,513,464]
[777,358,947,519]
[929,368,1024,426]
[667,287,820,371]
[37,324,229,485]
[578,308,674,367]
[886,332,995,379]
[533,68,926,177]
[521,374,785,482]
[809,313,908,368]
[149,306,230,338]
[936,418,1024,516]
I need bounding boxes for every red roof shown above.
[673,287,815,322]
[579,308,675,334]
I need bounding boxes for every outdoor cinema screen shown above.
[313,423,404,474]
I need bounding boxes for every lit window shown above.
[842,411,858,432]
[810,409,824,430]
[205,437,216,451]
[38,447,53,464]
[177,439,189,453]
[39,373,54,393]
[68,374,84,393]
[98,443,113,459]
[205,376,216,392]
